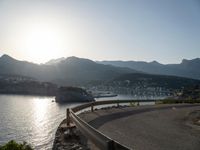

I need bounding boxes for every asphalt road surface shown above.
[79,104,200,150]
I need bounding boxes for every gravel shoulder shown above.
[79,104,200,150]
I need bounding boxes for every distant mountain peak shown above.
[181,58,200,65]
[65,56,94,63]
[66,56,79,60]
[45,57,65,65]
[181,58,189,63]
[149,60,161,65]
[45,56,94,65]
[0,54,16,61]
[1,54,12,59]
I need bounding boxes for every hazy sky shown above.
[0,0,200,64]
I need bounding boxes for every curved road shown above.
[79,104,200,150]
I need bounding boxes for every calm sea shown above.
[0,94,163,149]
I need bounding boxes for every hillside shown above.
[0,54,137,85]
[93,73,200,97]
[98,58,200,80]
[0,74,57,95]
[110,73,200,89]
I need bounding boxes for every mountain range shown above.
[0,54,200,87]
[0,54,137,85]
[98,58,200,80]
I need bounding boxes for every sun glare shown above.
[20,23,67,63]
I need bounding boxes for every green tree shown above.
[0,140,33,150]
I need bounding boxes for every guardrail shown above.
[67,99,158,150]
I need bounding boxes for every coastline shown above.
[0,92,55,97]
[52,119,90,150]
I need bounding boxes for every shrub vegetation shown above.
[0,140,33,150]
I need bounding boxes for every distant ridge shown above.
[0,54,138,86]
[45,57,66,65]
[0,54,17,62]
[1,54,200,86]
[98,58,200,80]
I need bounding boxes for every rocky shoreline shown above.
[53,119,90,150]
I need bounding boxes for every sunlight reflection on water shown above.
[0,95,79,150]
[0,94,163,149]
[33,98,48,125]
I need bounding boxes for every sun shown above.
[20,23,67,63]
